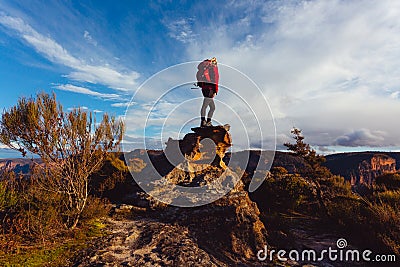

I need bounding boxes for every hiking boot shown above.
[206,121,213,127]
[200,120,207,127]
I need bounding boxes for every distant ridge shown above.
[2,150,400,186]
[324,151,400,185]
[0,158,42,175]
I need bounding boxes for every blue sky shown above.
[0,0,400,158]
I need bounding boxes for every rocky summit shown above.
[164,124,232,168]
[131,124,238,207]
[76,125,270,266]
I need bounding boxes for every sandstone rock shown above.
[126,125,269,264]
[324,152,397,186]
[355,154,396,185]
[137,176,268,264]
[164,125,231,168]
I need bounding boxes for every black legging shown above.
[201,88,215,119]
[201,97,215,119]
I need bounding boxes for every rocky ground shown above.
[73,210,368,267]
[265,212,366,267]
[74,215,227,267]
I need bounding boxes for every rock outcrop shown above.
[354,154,396,185]
[130,125,237,207]
[164,124,232,168]
[324,152,396,186]
[97,125,270,265]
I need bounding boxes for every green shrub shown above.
[279,174,313,208]
[376,173,400,190]
[368,202,400,254]
[0,171,19,211]
[80,196,111,222]
[270,166,288,177]
[0,170,111,257]
[256,171,315,211]
[375,190,400,207]
[319,175,352,196]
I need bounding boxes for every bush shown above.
[376,173,400,190]
[319,175,352,196]
[255,171,316,211]
[0,169,111,256]
[0,171,19,211]
[375,190,400,207]
[89,153,137,203]
[279,174,314,208]
[0,173,65,249]
[325,195,364,227]
[368,202,400,254]
[80,196,111,222]
[323,188,400,255]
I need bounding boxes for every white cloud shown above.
[0,14,140,91]
[83,30,97,46]
[111,102,131,107]
[0,143,9,149]
[0,15,80,66]
[121,134,162,151]
[390,91,400,99]
[334,129,386,147]
[67,106,88,111]
[67,106,104,113]
[55,84,120,99]
[165,18,197,43]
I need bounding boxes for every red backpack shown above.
[196,60,212,89]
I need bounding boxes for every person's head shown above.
[210,57,217,65]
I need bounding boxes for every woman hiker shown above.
[196,57,219,127]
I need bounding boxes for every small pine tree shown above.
[284,127,330,179]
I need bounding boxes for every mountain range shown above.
[2,150,398,187]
